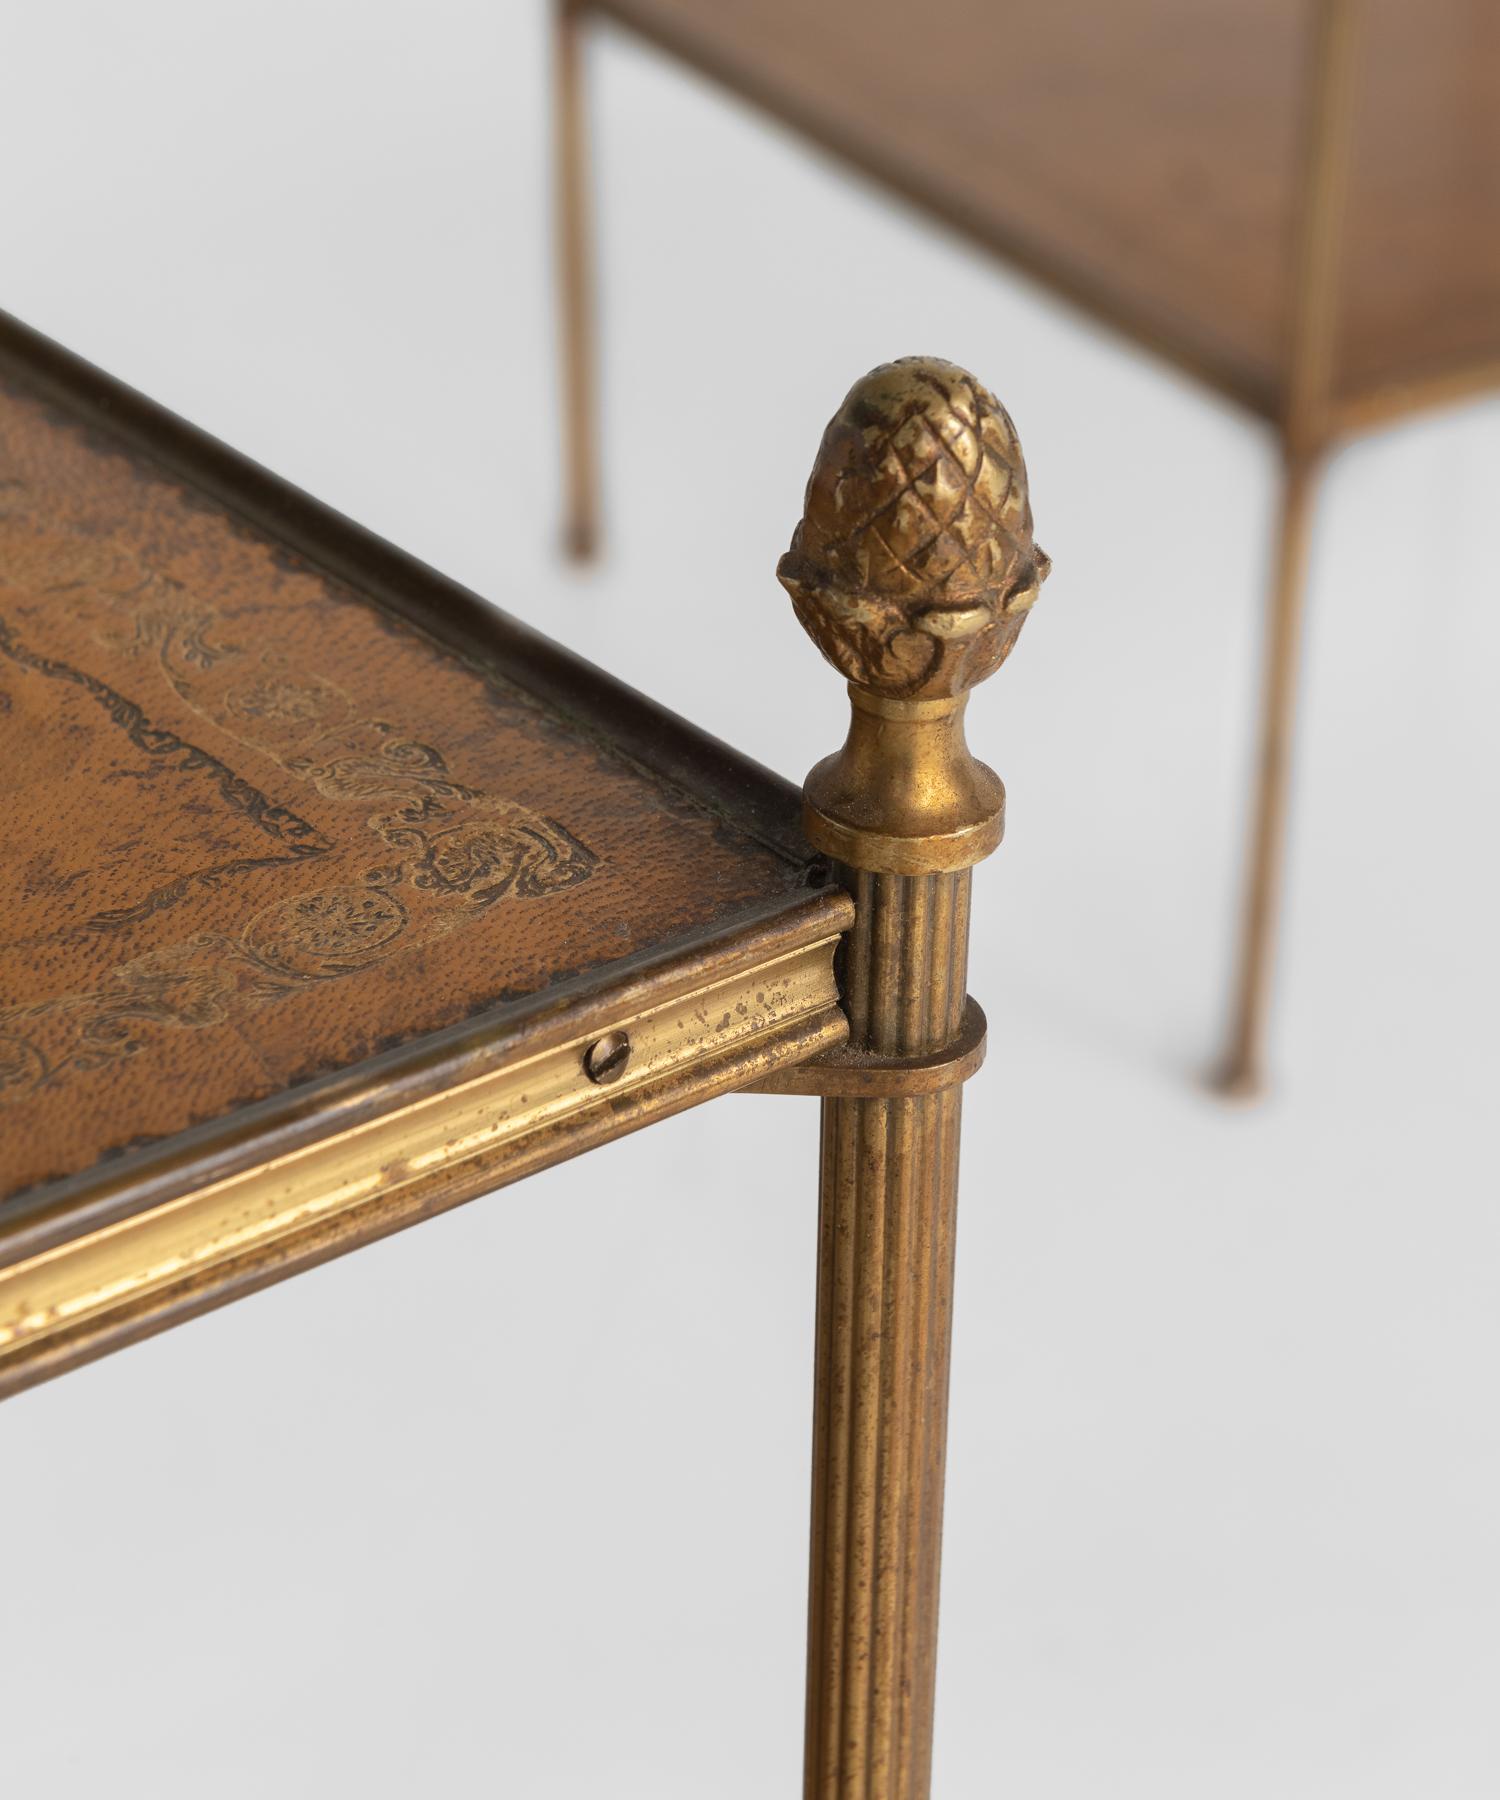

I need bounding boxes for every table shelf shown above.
[599,0,1500,429]
[0,312,847,1393]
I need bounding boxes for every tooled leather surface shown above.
[0,378,803,1202]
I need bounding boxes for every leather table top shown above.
[0,316,836,1223]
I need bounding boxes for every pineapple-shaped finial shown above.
[778,357,1049,700]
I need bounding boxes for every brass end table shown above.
[555,0,1500,1093]
[1,317,1047,1798]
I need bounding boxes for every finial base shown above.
[802,689,1005,875]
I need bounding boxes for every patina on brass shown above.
[783,357,1047,1800]
[582,1028,632,1084]
[779,355,1048,876]
[746,994,986,1098]
[0,916,847,1400]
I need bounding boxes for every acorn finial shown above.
[778,357,1049,700]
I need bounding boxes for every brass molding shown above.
[803,690,1005,873]
[0,932,845,1393]
[744,995,986,1098]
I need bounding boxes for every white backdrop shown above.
[3,3,1497,1794]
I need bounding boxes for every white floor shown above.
[3,4,1497,1794]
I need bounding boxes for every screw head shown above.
[582,1030,631,1085]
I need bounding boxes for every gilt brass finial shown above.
[778,356,1049,702]
[782,358,1049,873]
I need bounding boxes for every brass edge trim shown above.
[0,935,842,1369]
[0,888,855,1258]
[0,1004,849,1403]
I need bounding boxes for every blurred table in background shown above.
[558,0,1500,1093]
[587,0,1500,427]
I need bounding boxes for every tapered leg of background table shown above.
[1217,451,1323,1097]
[805,869,970,1800]
[554,0,599,560]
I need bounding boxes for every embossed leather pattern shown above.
[0,369,809,1203]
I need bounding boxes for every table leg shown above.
[778,356,1049,1798]
[1216,0,1357,1093]
[1216,449,1323,1097]
[554,0,599,560]
[805,868,971,1799]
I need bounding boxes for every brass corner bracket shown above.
[743,994,987,1098]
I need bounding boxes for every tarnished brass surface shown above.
[779,358,1048,875]
[744,995,985,1098]
[802,691,1005,873]
[784,359,1045,1800]
[808,865,969,1800]
[778,357,1048,704]
[0,923,845,1399]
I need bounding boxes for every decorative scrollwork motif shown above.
[0,609,333,931]
[243,885,411,978]
[0,884,408,1095]
[117,584,599,911]
[0,500,601,1107]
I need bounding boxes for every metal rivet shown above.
[582,1030,631,1085]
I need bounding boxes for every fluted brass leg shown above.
[806,870,970,1799]
[779,356,1048,1800]
[1216,451,1323,1098]
[554,0,599,561]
